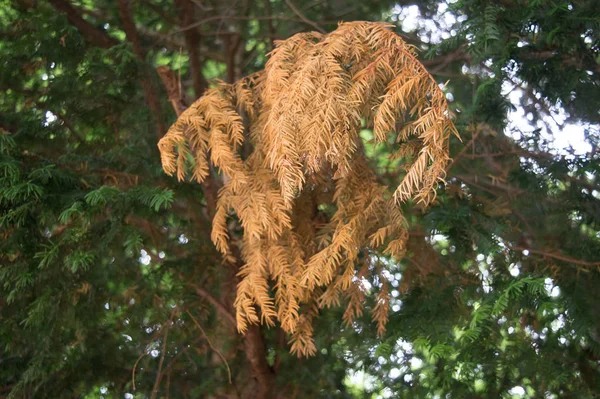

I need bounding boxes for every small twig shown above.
[264,0,277,50]
[178,47,183,101]
[54,112,85,144]
[454,174,525,196]
[161,334,205,378]
[508,245,600,268]
[446,126,482,172]
[166,369,171,399]
[172,15,325,35]
[150,308,177,399]
[174,271,237,326]
[426,47,470,74]
[156,66,186,117]
[186,310,233,384]
[283,0,326,33]
[132,346,150,392]
[32,99,85,144]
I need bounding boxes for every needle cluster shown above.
[159,22,457,356]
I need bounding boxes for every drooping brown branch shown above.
[47,0,118,48]
[158,22,457,356]
[159,69,276,395]
[157,65,221,212]
[117,0,166,140]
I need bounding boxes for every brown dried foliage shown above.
[158,22,457,356]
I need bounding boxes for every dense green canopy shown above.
[1,0,599,398]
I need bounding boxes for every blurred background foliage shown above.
[1,0,599,398]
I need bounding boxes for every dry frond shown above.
[372,273,390,337]
[158,21,457,357]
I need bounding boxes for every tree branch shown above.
[156,66,186,116]
[47,0,118,49]
[33,100,85,144]
[454,174,525,196]
[186,310,232,384]
[224,33,241,83]
[117,0,166,140]
[172,15,327,35]
[174,271,237,326]
[150,308,176,399]
[423,48,472,73]
[264,0,277,50]
[521,49,600,73]
[139,0,179,25]
[174,0,208,97]
[446,125,482,172]
[243,325,276,399]
[283,0,325,33]
[71,2,188,50]
[508,245,600,268]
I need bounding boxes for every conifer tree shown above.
[1,0,599,398]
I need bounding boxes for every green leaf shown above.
[84,186,120,206]
[65,250,95,273]
[59,201,83,224]
[149,188,174,212]
[35,242,59,269]
[0,133,16,154]
[123,230,143,253]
